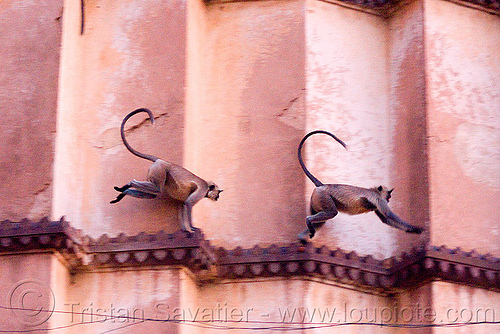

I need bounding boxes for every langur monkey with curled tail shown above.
[111,108,222,233]
[297,130,423,244]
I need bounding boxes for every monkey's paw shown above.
[407,226,423,234]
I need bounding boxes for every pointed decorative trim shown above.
[204,0,500,16]
[0,217,86,267]
[0,218,498,291]
[86,229,216,271]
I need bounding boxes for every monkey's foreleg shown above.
[179,205,199,233]
[374,210,423,234]
[180,188,206,233]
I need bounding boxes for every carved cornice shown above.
[205,0,500,15]
[86,229,216,272]
[216,243,500,291]
[0,218,499,292]
[0,217,86,268]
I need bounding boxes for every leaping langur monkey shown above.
[111,108,222,233]
[297,130,423,244]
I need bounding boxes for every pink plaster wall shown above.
[181,276,392,334]
[387,0,430,255]
[431,281,500,334]
[1,0,499,333]
[0,253,68,332]
[54,0,188,236]
[396,284,433,334]
[425,0,500,255]
[305,0,428,258]
[0,0,62,221]
[66,268,182,333]
[186,0,306,248]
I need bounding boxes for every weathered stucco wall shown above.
[1,0,499,333]
[186,0,306,248]
[430,281,500,334]
[65,268,183,333]
[0,0,62,221]
[181,277,392,333]
[305,0,412,258]
[54,0,188,236]
[0,253,70,332]
[387,0,430,256]
[425,0,500,256]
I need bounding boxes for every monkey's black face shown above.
[206,182,222,201]
[208,189,222,201]
[387,188,394,202]
[214,190,222,201]
[376,185,393,202]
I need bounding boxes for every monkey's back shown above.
[312,184,377,215]
[148,159,206,202]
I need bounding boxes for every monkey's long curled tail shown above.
[298,130,347,187]
[120,108,159,162]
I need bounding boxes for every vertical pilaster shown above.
[54,0,189,236]
[0,1,62,221]
[185,0,306,248]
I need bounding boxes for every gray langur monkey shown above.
[297,130,423,244]
[111,108,222,233]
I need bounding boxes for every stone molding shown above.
[205,0,500,16]
[0,217,85,268]
[216,243,499,291]
[0,218,498,292]
[87,229,216,272]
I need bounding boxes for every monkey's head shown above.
[375,185,394,202]
[206,181,223,201]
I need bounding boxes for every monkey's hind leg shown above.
[298,221,326,244]
[128,179,162,194]
[111,180,161,204]
[111,180,161,203]
[110,192,127,204]
[299,189,339,244]
[298,210,338,244]
[114,179,162,193]
[113,179,161,196]
[110,189,157,203]
[114,184,132,192]
[307,210,338,237]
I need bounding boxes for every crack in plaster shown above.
[33,182,51,196]
[124,111,170,134]
[276,89,305,130]
[277,89,305,116]
[27,183,52,221]
[93,112,170,150]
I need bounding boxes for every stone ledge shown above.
[0,217,86,267]
[204,0,500,16]
[86,229,216,271]
[0,218,498,291]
